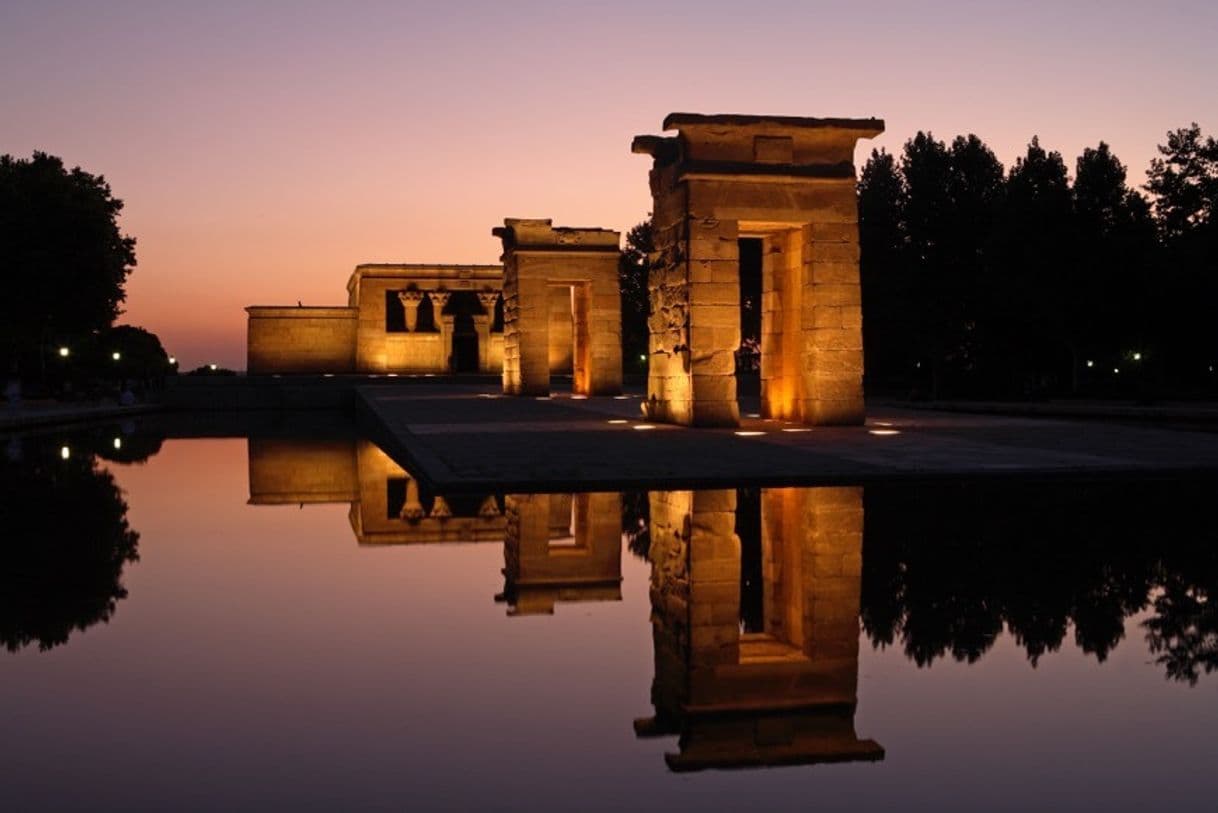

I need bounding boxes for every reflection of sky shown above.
[1,437,1215,809]
[2,1,1216,368]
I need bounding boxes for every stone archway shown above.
[632,113,884,427]
[493,218,623,396]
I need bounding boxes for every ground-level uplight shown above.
[58,346,70,358]
[869,429,901,436]
[633,424,657,431]
[782,427,812,433]
[608,419,628,424]
[735,430,765,437]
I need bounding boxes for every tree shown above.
[988,137,1074,396]
[858,149,908,392]
[1145,124,1218,387]
[619,219,653,371]
[0,152,136,380]
[1074,143,1158,392]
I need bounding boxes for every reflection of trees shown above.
[621,490,650,561]
[0,447,139,652]
[861,480,1216,683]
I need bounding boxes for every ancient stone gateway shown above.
[493,218,623,396]
[632,113,884,426]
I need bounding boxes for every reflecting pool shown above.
[2,421,1216,811]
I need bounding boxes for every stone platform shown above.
[355,386,1218,493]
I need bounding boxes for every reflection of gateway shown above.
[495,493,623,616]
[246,441,623,614]
[635,487,883,771]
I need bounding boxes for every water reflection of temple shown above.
[496,493,623,616]
[635,487,883,771]
[246,440,622,614]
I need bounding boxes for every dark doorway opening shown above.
[737,238,763,403]
[448,291,482,372]
[736,486,764,633]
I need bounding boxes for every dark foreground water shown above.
[2,421,1216,811]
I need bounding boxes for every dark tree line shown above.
[1,152,173,397]
[861,124,1218,399]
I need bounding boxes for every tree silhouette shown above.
[0,446,140,652]
[858,148,908,391]
[0,152,136,381]
[619,220,653,371]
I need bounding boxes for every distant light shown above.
[869,429,901,436]
[633,424,657,431]
[915,362,922,369]
[208,363,218,371]
[1132,352,1142,361]
[613,395,631,400]
[113,437,122,450]
[111,351,121,361]
[168,356,176,365]
[781,427,812,433]
[639,354,647,362]
[58,346,70,358]
[477,393,498,398]
[735,430,765,437]
[1113,367,1120,374]
[1086,360,1094,368]
[60,446,71,460]
[608,419,628,424]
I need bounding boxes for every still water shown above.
[2,421,1216,811]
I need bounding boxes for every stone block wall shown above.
[246,306,357,374]
[634,114,882,426]
[247,438,358,504]
[495,219,622,396]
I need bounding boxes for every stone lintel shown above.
[493,218,620,255]
[662,112,885,134]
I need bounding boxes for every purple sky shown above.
[2,0,1215,368]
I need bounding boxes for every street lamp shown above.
[209,363,218,371]
[112,351,121,361]
[58,346,70,358]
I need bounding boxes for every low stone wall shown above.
[246,306,357,374]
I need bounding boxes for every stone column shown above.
[429,291,452,371]
[476,292,499,372]
[399,477,424,521]
[397,290,425,332]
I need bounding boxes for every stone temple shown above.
[634,113,883,427]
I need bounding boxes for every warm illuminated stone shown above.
[494,218,623,396]
[633,113,884,426]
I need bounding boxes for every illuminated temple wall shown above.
[495,219,623,396]
[246,264,512,375]
[638,486,883,771]
[633,114,884,426]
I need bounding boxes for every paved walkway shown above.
[356,386,1218,492]
[0,401,161,432]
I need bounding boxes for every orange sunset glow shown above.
[3,1,1215,369]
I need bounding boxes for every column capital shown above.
[477,291,500,312]
[397,290,425,305]
[428,290,452,309]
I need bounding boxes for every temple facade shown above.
[246,263,579,376]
